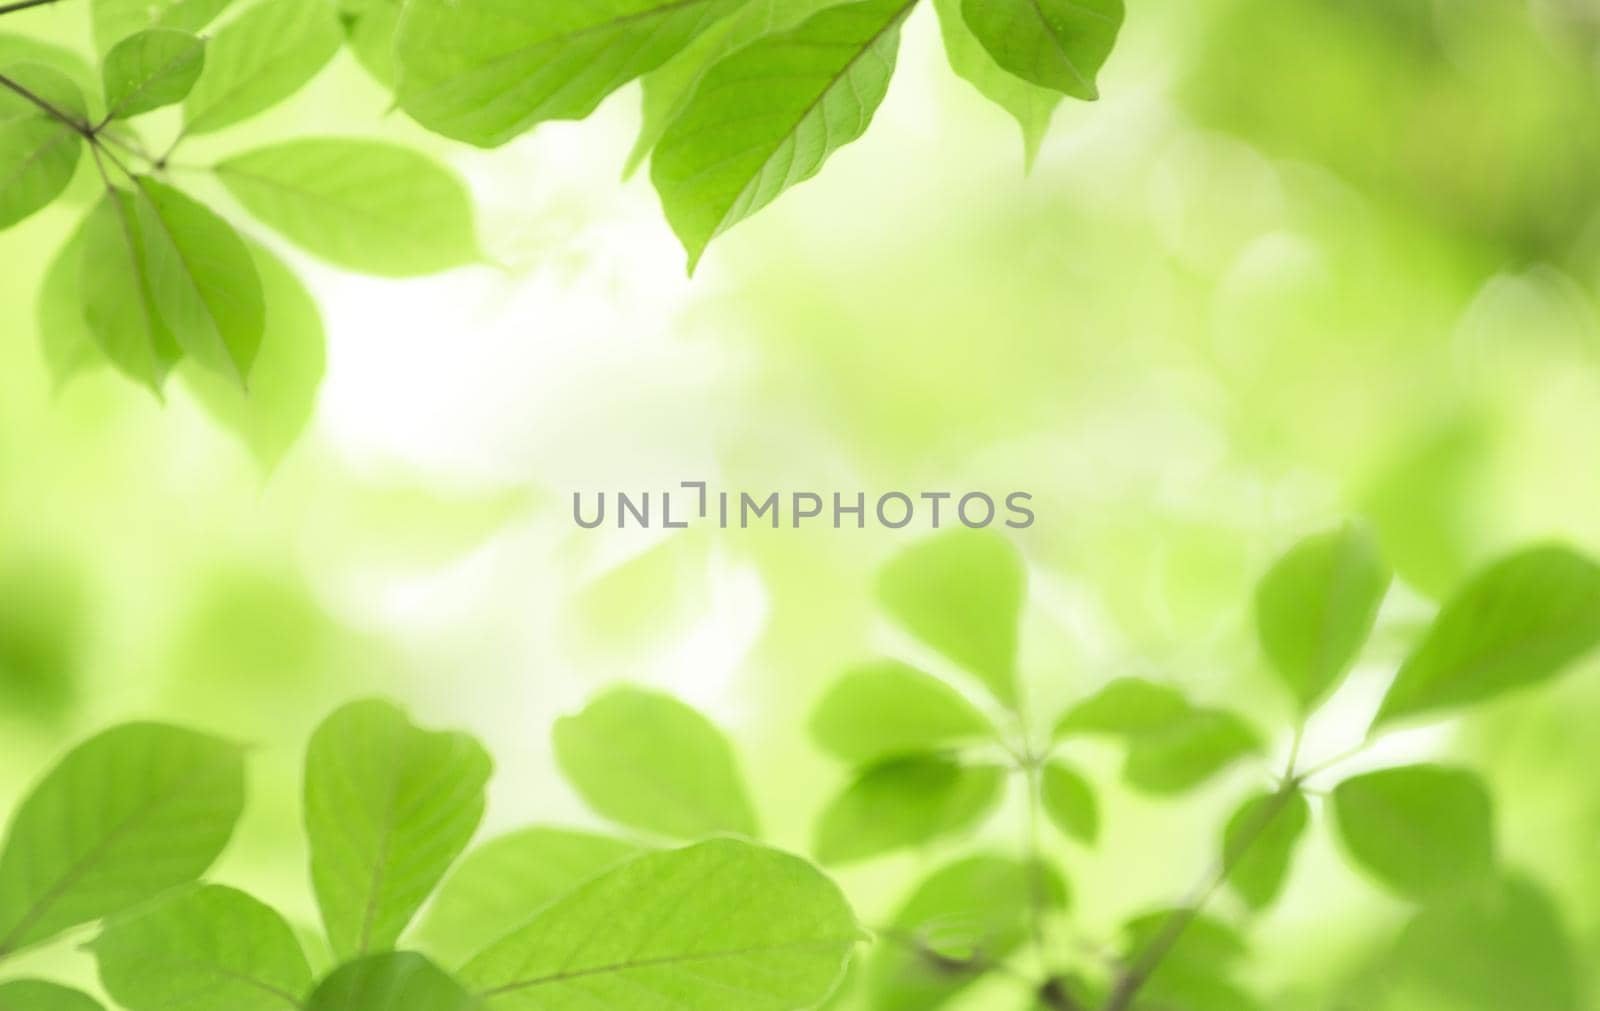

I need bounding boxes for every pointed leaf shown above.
[651,0,915,271]
[307,952,477,1011]
[932,0,1059,167]
[0,62,85,229]
[1055,677,1191,738]
[37,224,104,388]
[92,0,232,54]
[0,982,103,1011]
[1039,761,1097,844]
[460,838,858,1011]
[91,884,312,1011]
[102,30,206,119]
[1221,788,1308,910]
[79,189,182,390]
[0,724,245,957]
[814,755,1003,865]
[182,0,341,136]
[216,139,478,276]
[305,699,492,959]
[1374,545,1600,727]
[1332,764,1494,901]
[553,687,758,840]
[959,0,1122,99]
[810,660,992,765]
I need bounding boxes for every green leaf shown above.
[1121,709,1259,794]
[868,855,1067,1011]
[460,838,858,1010]
[1039,761,1097,844]
[810,660,992,765]
[1119,910,1257,1011]
[552,687,758,840]
[307,952,477,1011]
[1256,524,1390,713]
[0,723,245,957]
[0,35,97,101]
[0,63,86,230]
[1221,788,1309,910]
[0,981,103,1011]
[1332,764,1494,901]
[877,530,1026,708]
[216,139,478,276]
[1055,677,1192,737]
[344,0,400,87]
[92,0,232,55]
[182,240,325,470]
[305,699,492,959]
[959,0,1122,99]
[91,884,312,1011]
[36,214,104,388]
[394,0,744,148]
[1373,545,1600,727]
[651,0,916,272]
[79,189,182,390]
[182,0,342,136]
[932,0,1059,168]
[102,29,206,119]
[417,828,640,967]
[814,755,1003,865]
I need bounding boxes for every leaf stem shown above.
[0,71,92,138]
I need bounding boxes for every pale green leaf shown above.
[0,35,97,103]
[417,828,639,967]
[651,0,915,272]
[809,660,992,765]
[1221,788,1308,910]
[134,177,265,385]
[79,189,182,391]
[182,240,325,470]
[1122,709,1259,794]
[1039,761,1097,844]
[932,0,1059,168]
[553,687,758,840]
[1256,524,1390,713]
[216,138,478,276]
[91,884,312,1011]
[182,0,342,136]
[344,0,400,87]
[1332,764,1494,901]
[0,723,245,957]
[37,213,103,389]
[103,30,206,119]
[0,981,103,1011]
[1055,677,1192,737]
[0,63,86,230]
[92,0,232,55]
[1374,545,1600,727]
[394,0,744,148]
[305,699,492,959]
[877,529,1026,708]
[460,838,858,1011]
[959,0,1122,99]
[1119,911,1257,1011]
[814,755,1003,865]
[307,952,477,1011]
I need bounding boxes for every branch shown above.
[0,71,92,138]
[0,0,63,15]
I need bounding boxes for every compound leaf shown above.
[307,952,477,1011]
[815,755,1003,865]
[932,0,1059,168]
[1039,761,1097,844]
[0,723,245,958]
[810,660,992,765]
[959,0,1122,99]
[553,687,758,840]
[182,0,342,136]
[1332,764,1494,901]
[102,29,206,119]
[0,62,86,230]
[1222,788,1309,910]
[460,838,858,1011]
[0,981,103,1011]
[305,699,492,959]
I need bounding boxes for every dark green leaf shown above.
[305,699,492,959]
[651,0,916,272]
[1256,524,1390,712]
[0,63,86,229]
[1374,545,1600,727]
[1221,788,1309,910]
[102,29,206,119]
[79,189,182,390]
[395,0,744,148]
[810,660,992,765]
[182,0,342,136]
[814,755,1003,865]
[460,838,859,1010]
[959,0,1122,99]
[1055,677,1191,738]
[91,884,312,1011]
[0,981,103,1011]
[0,723,245,957]
[307,952,477,1011]
[553,687,758,840]
[92,0,232,55]
[932,0,1059,167]
[1039,761,1097,844]
[216,139,478,276]
[1332,764,1494,900]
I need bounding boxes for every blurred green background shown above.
[3,0,1600,1006]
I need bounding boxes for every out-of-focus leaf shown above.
[305,699,492,959]
[102,30,206,119]
[1055,678,1191,737]
[1120,910,1258,1011]
[37,222,104,387]
[1374,545,1600,727]
[553,687,758,840]
[959,0,1121,99]
[460,839,859,1010]
[395,0,743,148]
[932,0,1059,168]
[92,0,232,55]
[417,828,639,967]
[1255,524,1390,712]
[0,724,245,957]
[0,63,86,230]
[810,660,992,765]
[0,981,103,1011]
[1121,710,1259,794]
[1332,764,1494,900]
[877,530,1026,708]
[344,0,400,86]
[182,0,342,136]
[0,35,96,101]
[651,0,915,272]
[0,552,85,716]
[216,139,478,276]
[79,189,182,390]
[814,755,1003,865]
[91,885,312,1011]
[1222,788,1309,910]
[1039,761,1097,844]
[306,952,477,1011]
